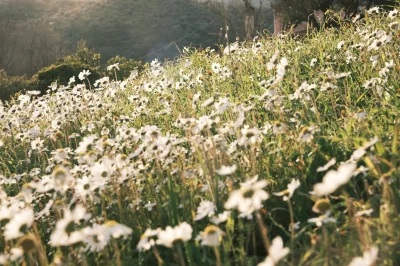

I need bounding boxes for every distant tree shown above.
[243,0,255,40]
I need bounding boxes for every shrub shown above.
[31,41,102,93]
[106,55,144,80]
[0,70,30,101]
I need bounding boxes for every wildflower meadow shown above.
[0,7,399,266]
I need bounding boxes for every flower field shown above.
[0,7,399,266]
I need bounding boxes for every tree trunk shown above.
[243,0,255,40]
[272,3,284,36]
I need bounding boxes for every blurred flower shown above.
[225,176,269,216]
[297,126,315,143]
[258,236,289,266]
[337,41,345,50]
[50,205,90,246]
[156,222,193,248]
[308,210,336,227]
[274,178,300,201]
[78,70,91,81]
[211,63,221,74]
[210,211,231,225]
[215,165,237,176]
[198,225,224,247]
[144,201,156,211]
[137,228,160,252]
[4,208,34,240]
[348,246,378,266]
[388,9,398,19]
[312,163,357,196]
[316,158,336,172]
[354,208,373,217]
[195,200,215,221]
[310,58,317,67]
[107,63,120,71]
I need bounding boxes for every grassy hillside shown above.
[0,6,399,266]
[47,0,226,61]
[0,0,237,76]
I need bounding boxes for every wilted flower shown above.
[201,97,215,107]
[68,76,76,86]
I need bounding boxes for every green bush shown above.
[0,70,31,101]
[106,55,144,80]
[33,62,101,93]
[32,41,102,93]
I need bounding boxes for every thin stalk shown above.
[287,200,295,266]
[255,211,270,253]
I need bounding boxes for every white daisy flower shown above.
[78,70,91,81]
[224,175,269,216]
[198,225,224,247]
[195,200,215,221]
[156,222,193,248]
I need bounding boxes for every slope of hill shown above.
[46,0,227,61]
[0,0,236,76]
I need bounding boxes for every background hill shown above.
[0,0,274,77]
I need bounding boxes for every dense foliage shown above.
[0,6,399,266]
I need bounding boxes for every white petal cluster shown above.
[312,163,357,197]
[225,176,269,216]
[156,222,193,248]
